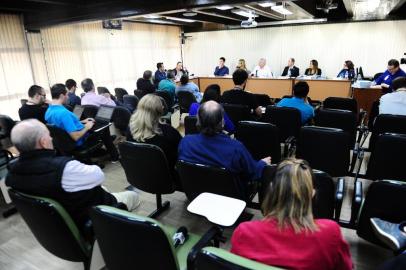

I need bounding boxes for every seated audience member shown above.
[214,57,229,76]
[97,87,120,106]
[251,58,272,78]
[18,85,48,123]
[81,78,116,107]
[304,59,322,76]
[174,61,186,81]
[136,70,156,96]
[175,74,202,102]
[127,94,182,185]
[5,119,140,233]
[379,76,406,115]
[337,60,355,80]
[154,62,167,85]
[221,69,262,117]
[158,70,177,104]
[45,83,119,161]
[231,158,352,270]
[179,100,271,185]
[373,59,406,92]
[277,81,314,124]
[65,79,81,107]
[189,84,235,133]
[281,58,300,77]
[236,59,250,74]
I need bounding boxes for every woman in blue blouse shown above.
[337,60,355,80]
[189,84,235,133]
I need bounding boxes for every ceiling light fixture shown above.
[143,14,160,19]
[258,2,276,8]
[231,9,259,18]
[165,16,196,23]
[216,5,234,10]
[271,5,293,15]
[183,10,197,17]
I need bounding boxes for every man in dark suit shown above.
[281,58,300,77]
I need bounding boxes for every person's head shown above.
[50,83,68,104]
[180,74,189,85]
[310,59,318,70]
[232,68,249,87]
[176,61,183,70]
[197,100,224,136]
[293,81,310,99]
[259,58,266,68]
[65,79,77,92]
[11,119,53,153]
[288,58,295,67]
[388,59,400,75]
[157,62,164,71]
[201,84,221,103]
[167,70,175,81]
[143,70,153,80]
[344,60,354,71]
[129,94,164,142]
[219,57,225,67]
[392,76,406,91]
[237,59,247,70]
[27,85,46,105]
[81,78,95,93]
[262,158,317,233]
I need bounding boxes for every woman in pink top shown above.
[231,158,353,270]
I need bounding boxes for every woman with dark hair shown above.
[337,60,355,79]
[304,60,322,76]
[188,84,235,133]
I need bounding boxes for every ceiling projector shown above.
[241,17,258,28]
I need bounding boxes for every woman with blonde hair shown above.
[127,94,182,181]
[236,59,250,74]
[231,158,352,270]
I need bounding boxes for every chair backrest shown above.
[90,205,179,270]
[253,94,272,107]
[264,106,301,141]
[369,114,406,151]
[323,97,358,115]
[47,124,77,154]
[357,180,406,247]
[82,105,99,119]
[366,133,406,181]
[0,114,15,139]
[296,126,350,177]
[192,247,282,270]
[177,160,244,201]
[373,72,383,81]
[20,99,28,105]
[118,141,175,195]
[314,108,357,148]
[114,88,128,103]
[155,91,174,109]
[177,91,196,113]
[9,189,91,262]
[122,95,139,112]
[184,115,199,135]
[368,100,380,130]
[222,104,252,127]
[235,121,281,163]
[112,106,132,133]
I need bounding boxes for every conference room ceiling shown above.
[0,0,405,31]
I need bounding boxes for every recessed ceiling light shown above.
[258,2,276,8]
[165,16,196,23]
[271,5,293,15]
[216,5,233,10]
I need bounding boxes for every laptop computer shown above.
[73,105,84,119]
[90,105,114,132]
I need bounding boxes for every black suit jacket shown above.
[282,66,300,77]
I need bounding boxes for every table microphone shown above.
[173,226,188,248]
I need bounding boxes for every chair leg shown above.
[148,194,170,219]
[2,206,17,218]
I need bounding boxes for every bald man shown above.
[6,119,140,233]
[178,101,270,191]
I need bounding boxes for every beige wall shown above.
[184,20,406,78]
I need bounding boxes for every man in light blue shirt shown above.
[277,81,314,124]
[158,70,176,104]
[175,74,202,102]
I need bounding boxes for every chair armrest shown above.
[350,180,363,226]
[334,178,345,222]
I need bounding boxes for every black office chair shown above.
[133,89,145,100]
[177,91,196,114]
[155,91,175,112]
[0,114,15,140]
[1,150,16,218]
[9,189,92,269]
[119,141,175,218]
[323,97,358,115]
[184,116,199,135]
[253,94,273,107]
[367,114,406,152]
[82,105,99,120]
[122,95,139,112]
[368,100,380,131]
[111,106,131,135]
[222,104,252,127]
[114,88,128,103]
[296,126,351,177]
[264,106,302,142]
[90,205,222,270]
[235,121,281,163]
[373,72,383,81]
[20,99,28,106]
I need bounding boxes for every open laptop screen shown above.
[73,105,84,119]
[95,106,114,122]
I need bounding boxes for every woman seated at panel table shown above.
[304,59,322,76]
[337,60,355,80]
[230,158,353,270]
[236,59,250,75]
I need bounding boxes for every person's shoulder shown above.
[315,219,341,236]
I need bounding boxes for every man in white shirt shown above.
[251,58,273,78]
[379,77,406,115]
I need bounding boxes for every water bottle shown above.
[255,70,258,77]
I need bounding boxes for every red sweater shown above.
[231,218,353,270]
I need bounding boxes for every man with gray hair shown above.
[6,119,140,233]
[251,58,273,78]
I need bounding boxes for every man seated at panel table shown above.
[18,85,49,123]
[277,81,314,124]
[372,59,406,93]
[6,119,140,235]
[221,69,262,117]
[251,58,273,78]
[379,76,406,116]
[281,58,300,77]
[154,62,167,85]
[214,57,229,76]
[178,100,271,192]
[80,78,116,107]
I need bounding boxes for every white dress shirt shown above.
[61,160,105,192]
[379,88,406,116]
[251,65,273,78]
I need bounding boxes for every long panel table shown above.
[297,79,352,100]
